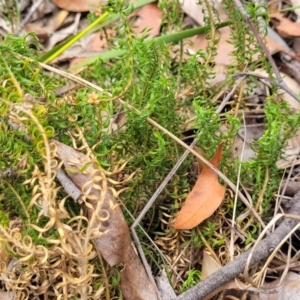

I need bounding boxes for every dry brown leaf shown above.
[277,128,300,169]
[69,57,88,73]
[267,27,298,58]
[259,272,300,300]
[24,23,50,41]
[293,37,300,54]
[52,140,158,300]
[278,278,300,300]
[184,28,282,66]
[174,0,233,66]
[180,0,228,27]
[182,28,234,66]
[88,31,110,51]
[130,2,163,38]
[174,143,225,229]
[202,250,221,279]
[270,13,300,38]
[194,145,205,173]
[265,35,287,55]
[24,10,70,44]
[51,0,106,12]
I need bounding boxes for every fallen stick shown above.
[175,189,300,300]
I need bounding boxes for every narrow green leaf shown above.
[70,21,231,69]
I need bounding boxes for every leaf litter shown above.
[174,143,225,229]
[2,0,300,299]
[53,139,158,300]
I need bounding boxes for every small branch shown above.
[56,169,83,203]
[175,189,300,300]
[232,72,297,98]
[156,270,177,300]
[232,0,299,103]
[131,138,198,287]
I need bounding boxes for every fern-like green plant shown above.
[1,0,300,298]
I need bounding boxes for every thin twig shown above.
[233,72,299,99]
[130,138,199,283]
[230,110,246,260]
[216,76,245,113]
[119,199,184,282]
[56,169,83,203]
[175,188,300,300]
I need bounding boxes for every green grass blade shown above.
[42,12,109,63]
[70,21,231,69]
[40,0,156,63]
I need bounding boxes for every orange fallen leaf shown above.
[51,0,105,12]
[174,143,225,229]
[130,2,163,38]
[24,23,50,41]
[194,145,205,173]
[270,13,300,38]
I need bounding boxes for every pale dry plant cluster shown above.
[0,100,121,299]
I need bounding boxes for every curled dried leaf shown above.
[174,143,225,229]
